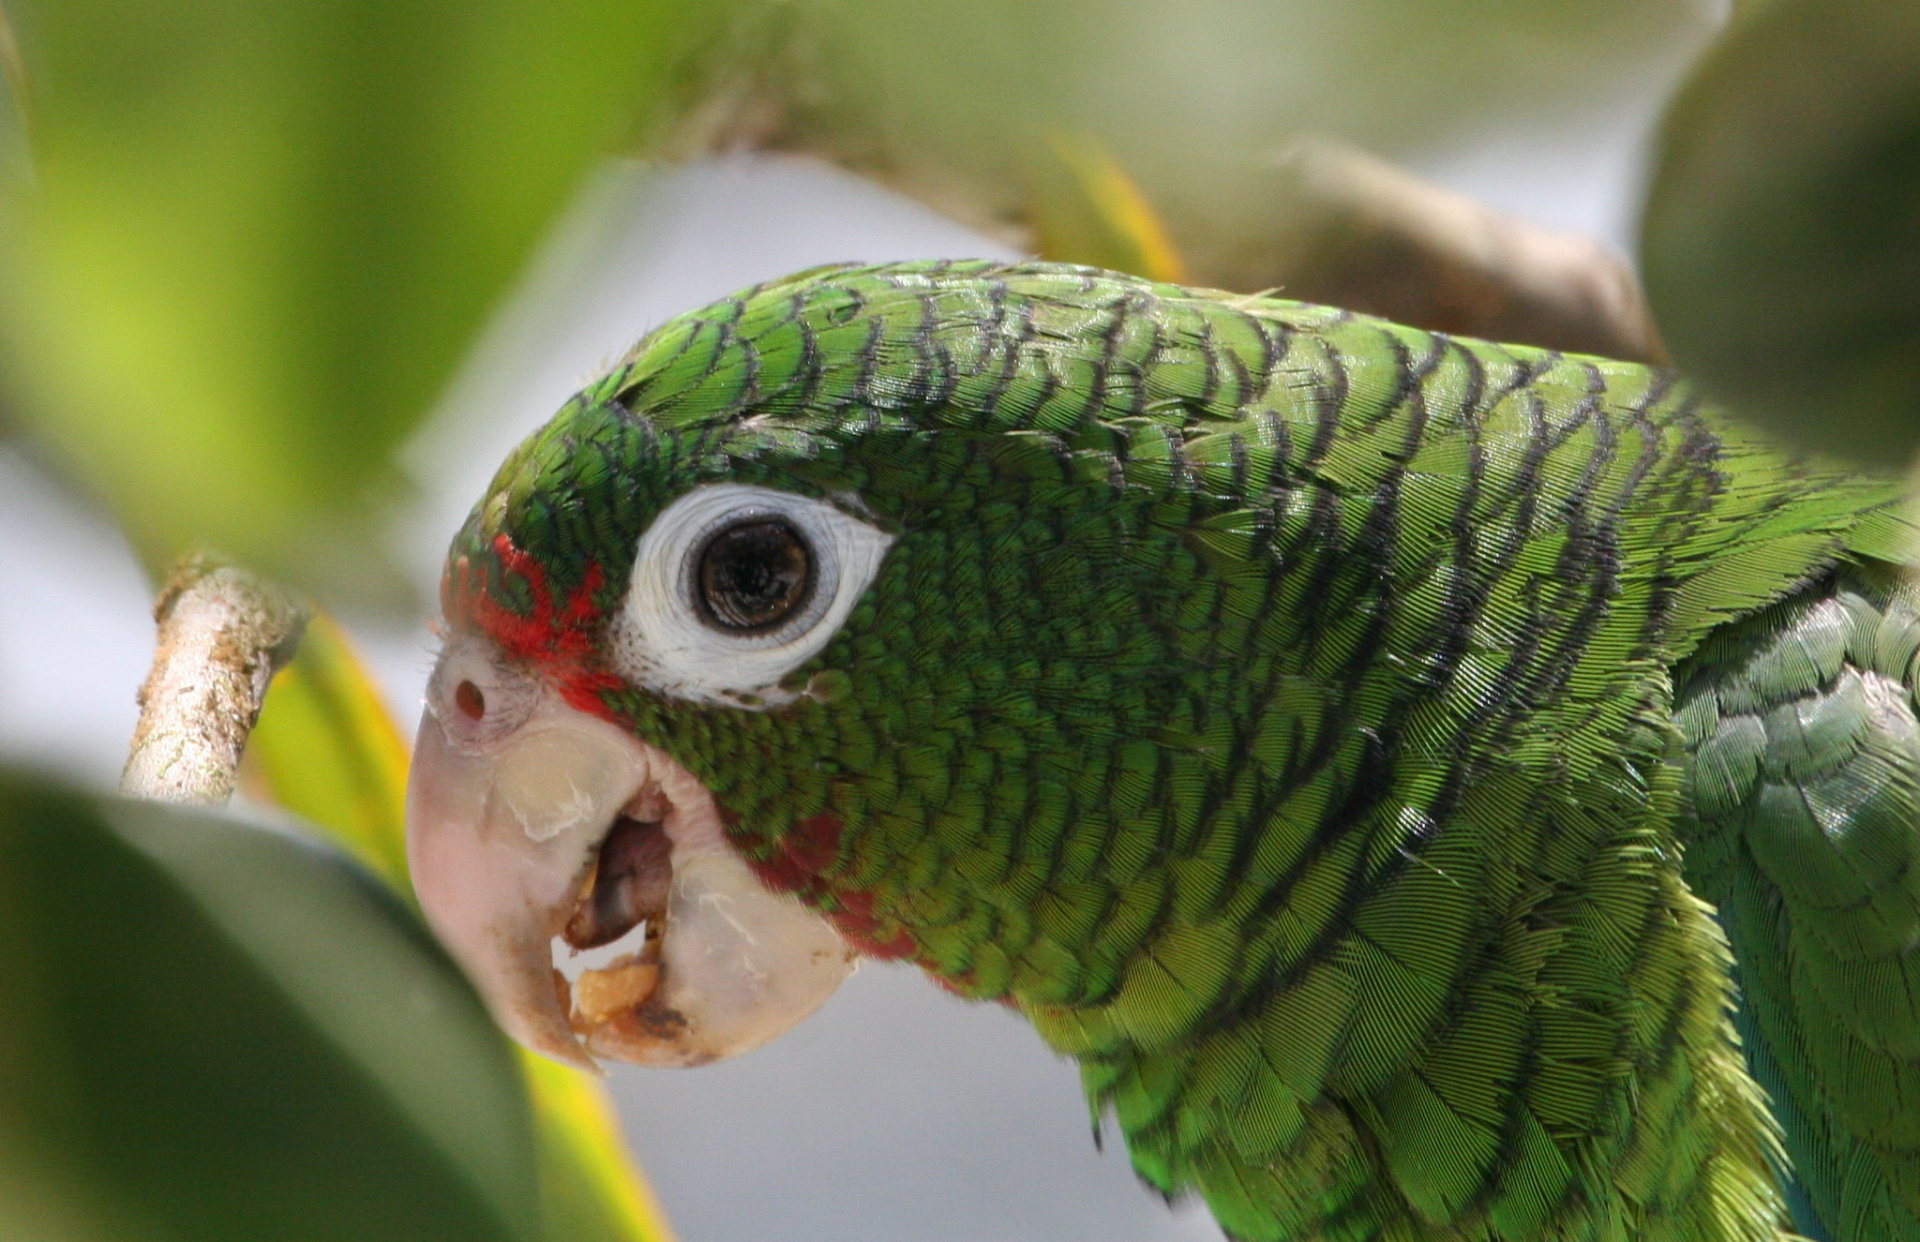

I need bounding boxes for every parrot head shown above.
[408,262,1188,1069]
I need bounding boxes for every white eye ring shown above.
[608,484,894,708]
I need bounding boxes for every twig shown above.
[121,554,307,805]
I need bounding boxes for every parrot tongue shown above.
[561,807,673,951]
[407,684,859,1069]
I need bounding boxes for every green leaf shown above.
[1641,0,1920,465]
[0,0,697,590]
[0,770,541,1241]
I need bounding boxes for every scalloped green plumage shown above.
[444,260,1920,1242]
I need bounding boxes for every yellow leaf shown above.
[244,611,413,891]
[1030,132,1188,284]
[521,1052,678,1242]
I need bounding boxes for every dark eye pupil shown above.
[696,518,814,632]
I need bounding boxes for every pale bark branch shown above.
[120,554,307,805]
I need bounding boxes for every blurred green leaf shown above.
[0,770,541,1241]
[0,0,697,591]
[1641,0,1920,464]
[244,619,675,1241]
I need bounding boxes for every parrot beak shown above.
[406,663,858,1069]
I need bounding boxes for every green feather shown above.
[1678,563,1920,1241]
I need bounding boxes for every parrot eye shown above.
[694,518,815,632]
[609,483,894,708]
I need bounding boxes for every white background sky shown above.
[0,34,1708,1237]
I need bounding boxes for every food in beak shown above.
[554,808,673,1031]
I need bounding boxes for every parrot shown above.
[405,259,1920,1242]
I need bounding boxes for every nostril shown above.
[454,679,487,720]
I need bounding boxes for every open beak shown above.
[406,661,857,1069]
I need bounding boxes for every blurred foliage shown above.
[0,0,698,595]
[672,0,1718,289]
[0,772,540,1242]
[522,1054,677,1242]
[0,4,25,188]
[242,614,674,1242]
[1642,0,1920,466]
[1029,134,1188,284]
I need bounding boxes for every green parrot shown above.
[406,260,1920,1242]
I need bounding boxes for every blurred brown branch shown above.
[121,554,307,805]
[1228,140,1666,364]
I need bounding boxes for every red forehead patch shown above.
[443,532,622,718]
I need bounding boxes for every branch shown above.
[1213,140,1667,365]
[121,554,307,805]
